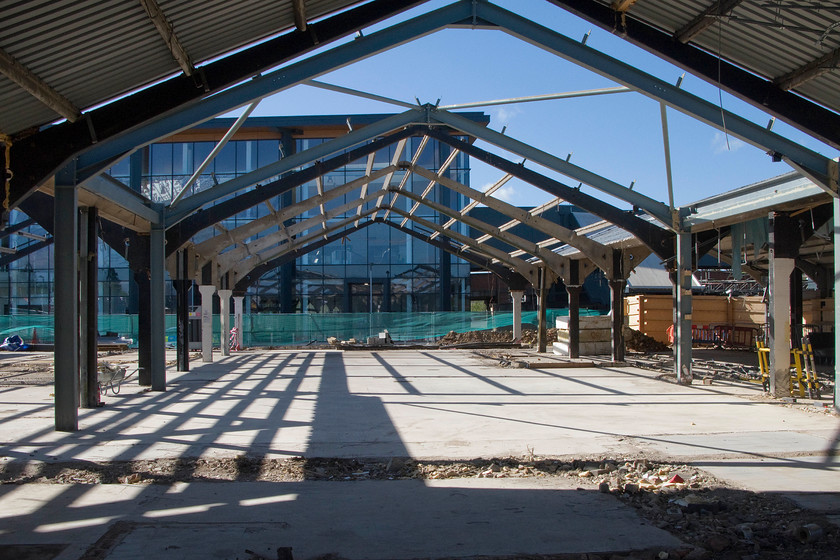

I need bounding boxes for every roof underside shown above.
[3,1,840,138]
[0,0,363,135]
[619,0,840,114]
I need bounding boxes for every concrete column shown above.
[566,285,582,359]
[199,285,216,362]
[769,255,795,397]
[511,290,524,341]
[609,279,626,363]
[768,212,798,398]
[150,219,166,391]
[219,289,232,356]
[233,296,244,350]
[54,178,79,431]
[675,231,693,383]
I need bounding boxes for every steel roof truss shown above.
[430,171,513,240]
[390,135,428,223]
[481,2,834,189]
[354,152,377,224]
[167,109,423,225]
[431,108,673,226]
[390,184,569,279]
[404,148,459,219]
[387,207,539,284]
[410,162,613,274]
[231,209,378,279]
[71,1,470,196]
[218,189,382,272]
[372,138,407,220]
[192,164,397,263]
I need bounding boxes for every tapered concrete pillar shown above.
[150,219,166,391]
[768,212,797,398]
[54,178,79,431]
[233,296,244,350]
[199,285,216,362]
[566,285,582,359]
[769,255,795,397]
[675,231,693,383]
[511,290,524,341]
[219,289,232,356]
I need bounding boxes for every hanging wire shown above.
[717,10,732,151]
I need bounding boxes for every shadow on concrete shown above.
[0,350,836,559]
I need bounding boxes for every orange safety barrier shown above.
[665,324,758,348]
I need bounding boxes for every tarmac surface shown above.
[0,348,838,559]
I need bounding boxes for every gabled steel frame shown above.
[545,0,840,152]
[220,193,541,288]
[20,0,832,231]
[421,125,676,261]
[7,0,430,209]
[191,165,400,267]
[166,126,423,254]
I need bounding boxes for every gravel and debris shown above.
[2,455,837,559]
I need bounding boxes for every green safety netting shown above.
[0,309,603,348]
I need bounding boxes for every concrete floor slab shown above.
[0,478,682,560]
[1,349,838,559]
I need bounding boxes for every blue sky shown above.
[236,0,838,211]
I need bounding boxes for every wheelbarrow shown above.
[97,362,138,396]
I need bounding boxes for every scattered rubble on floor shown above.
[3,454,836,559]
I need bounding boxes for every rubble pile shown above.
[519,327,558,345]
[439,329,519,345]
[624,327,670,353]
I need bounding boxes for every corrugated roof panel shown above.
[0,0,367,135]
[608,0,840,125]
[625,0,706,34]
[0,78,57,134]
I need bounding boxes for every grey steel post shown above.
[675,231,693,382]
[79,206,99,408]
[135,268,151,385]
[538,267,547,353]
[567,259,581,359]
[176,250,190,372]
[566,285,582,359]
[54,174,79,431]
[609,279,626,363]
[790,269,803,348]
[835,198,839,410]
[150,214,166,391]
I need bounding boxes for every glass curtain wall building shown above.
[0,114,488,316]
